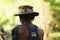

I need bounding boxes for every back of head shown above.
[19,14,34,21]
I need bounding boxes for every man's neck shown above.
[24,21,34,28]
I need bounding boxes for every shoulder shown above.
[12,25,20,30]
[38,27,44,36]
[12,25,21,35]
[12,25,25,32]
[34,25,44,32]
[35,25,44,35]
[12,25,21,33]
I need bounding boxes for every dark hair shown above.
[19,14,35,21]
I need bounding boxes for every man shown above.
[12,5,44,40]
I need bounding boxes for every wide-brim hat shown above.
[14,12,39,16]
[14,5,39,16]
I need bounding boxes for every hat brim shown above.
[14,12,39,16]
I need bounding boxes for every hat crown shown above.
[19,5,34,14]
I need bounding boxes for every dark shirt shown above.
[12,23,40,40]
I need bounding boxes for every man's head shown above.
[19,14,35,24]
[14,5,39,24]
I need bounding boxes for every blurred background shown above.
[0,0,60,40]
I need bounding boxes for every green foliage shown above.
[51,2,60,7]
[51,2,60,21]
[44,0,60,31]
[0,0,16,39]
[44,0,55,2]
[51,6,60,20]
[44,0,60,20]
[0,15,15,29]
[43,0,50,2]
[51,0,60,30]
[49,32,60,40]
[0,16,8,28]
